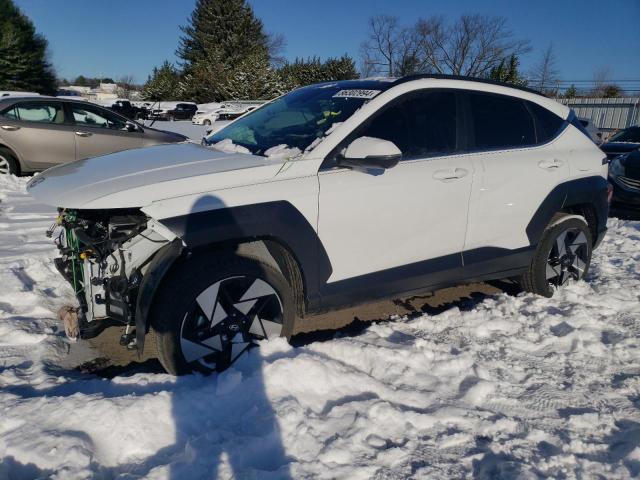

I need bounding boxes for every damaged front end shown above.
[49,208,177,349]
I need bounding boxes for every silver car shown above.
[0,96,187,175]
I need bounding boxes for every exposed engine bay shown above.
[49,208,172,346]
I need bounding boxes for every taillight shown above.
[607,182,614,204]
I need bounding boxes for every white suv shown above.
[28,76,610,375]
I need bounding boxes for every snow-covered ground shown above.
[1,174,640,479]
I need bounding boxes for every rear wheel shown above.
[0,147,19,175]
[204,119,212,126]
[151,252,295,375]
[521,214,592,297]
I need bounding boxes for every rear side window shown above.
[527,102,565,143]
[358,90,458,158]
[1,101,65,124]
[469,93,535,149]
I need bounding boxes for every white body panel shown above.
[318,155,473,282]
[464,138,569,251]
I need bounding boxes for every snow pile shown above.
[1,175,640,478]
[209,138,251,155]
[264,144,302,160]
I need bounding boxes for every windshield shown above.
[609,127,640,143]
[204,84,381,156]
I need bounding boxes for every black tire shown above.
[204,119,212,126]
[520,214,592,297]
[150,252,295,375]
[168,115,175,122]
[0,147,19,175]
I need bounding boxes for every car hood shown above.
[27,142,286,209]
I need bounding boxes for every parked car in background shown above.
[1,91,40,98]
[149,102,198,121]
[107,99,141,120]
[601,126,640,161]
[192,109,219,125]
[216,104,260,120]
[28,76,609,375]
[578,117,603,144]
[0,96,187,175]
[608,149,640,216]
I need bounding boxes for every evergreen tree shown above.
[0,0,56,94]
[488,54,528,87]
[141,61,183,101]
[278,55,359,90]
[177,0,273,101]
[564,84,578,98]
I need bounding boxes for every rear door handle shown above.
[433,168,468,181]
[75,131,92,137]
[1,125,20,131]
[538,158,563,169]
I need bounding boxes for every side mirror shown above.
[337,136,401,170]
[125,121,139,132]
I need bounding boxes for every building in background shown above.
[558,97,640,138]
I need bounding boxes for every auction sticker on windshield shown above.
[332,89,381,99]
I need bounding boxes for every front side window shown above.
[205,84,380,155]
[70,103,127,130]
[1,102,65,124]
[357,90,458,158]
[469,93,535,149]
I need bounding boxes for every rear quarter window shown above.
[527,102,566,143]
[469,93,536,150]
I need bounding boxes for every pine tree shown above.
[0,0,56,94]
[278,55,359,90]
[177,0,272,101]
[141,61,183,101]
[564,84,578,98]
[488,54,527,87]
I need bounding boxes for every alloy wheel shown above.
[0,156,10,175]
[545,228,589,288]
[179,275,283,371]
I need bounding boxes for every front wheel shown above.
[521,214,592,297]
[151,253,295,375]
[204,119,212,126]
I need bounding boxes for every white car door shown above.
[463,92,569,253]
[317,90,473,290]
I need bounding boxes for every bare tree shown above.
[416,15,530,77]
[117,75,136,99]
[529,44,559,94]
[591,66,612,97]
[266,32,287,68]
[359,15,423,77]
[360,14,530,78]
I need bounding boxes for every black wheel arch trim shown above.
[526,175,609,248]
[135,238,183,355]
[158,200,333,310]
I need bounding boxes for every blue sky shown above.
[14,0,640,86]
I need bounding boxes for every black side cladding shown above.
[159,201,333,309]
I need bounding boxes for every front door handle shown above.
[433,168,468,181]
[1,125,20,131]
[538,158,563,169]
[75,131,92,137]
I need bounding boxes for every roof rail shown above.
[393,74,545,97]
